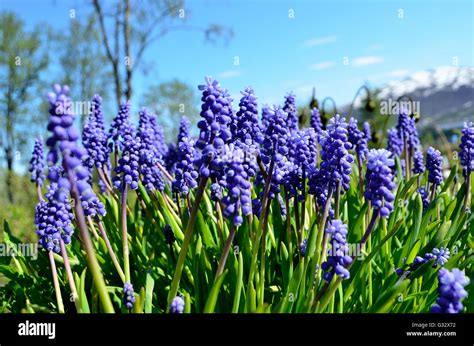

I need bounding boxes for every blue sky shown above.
[2,0,473,108]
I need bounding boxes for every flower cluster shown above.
[364,149,396,218]
[431,268,469,313]
[310,107,323,138]
[426,146,443,187]
[45,84,100,215]
[413,149,425,174]
[170,296,185,314]
[459,122,474,173]
[123,282,136,310]
[113,124,140,191]
[137,108,165,191]
[396,110,419,152]
[363,121,371,142]
[108,101,132,153]
[317,115,354,193]
[396,247,450,276]
[348,117,368,161]
[387,128,403,157]
[82,95,109,169]
[30,137,45,187]
[195,77,233,180]
[283,92,298,131]
[321,220,353,282]
[35,183,74,253]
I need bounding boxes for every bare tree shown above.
[92,0,232,107]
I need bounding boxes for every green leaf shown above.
[203,270,228,313]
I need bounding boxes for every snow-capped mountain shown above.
[378,66,474,129]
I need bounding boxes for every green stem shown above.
[121,186,130,283]
[68,171,114,312]
[97,219,125,283]
[167,177,208,310]
[49,250,64,313]
[60,239,82,313]
[214,223,237,280]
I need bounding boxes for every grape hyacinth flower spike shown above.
[123,282,136,310]
[45,83,114,312]
[321,220,352,282]
[459,122,474,211]
[30,136,46,195]
[170,296,185,314]
[426,146,443,200]
[431,268,469,313]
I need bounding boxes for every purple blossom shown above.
[220,152,252,226]
[426,146,443,187]
[195,77,233,180]
[82,95,109,169]
[317,115,354,193]
[397,110,419,152]
[35,183,74,253]
[396,247,450,276]
[300,239,308,257]
[348,117,368,161]
[163,224,175,245]
[413,149,425,174]
[113,126,140,191]
[417,187,430,211]
[310,107,323,139]
[363,121,372,142]
[321,220,352,282]
[387,128,403,157]
[459,122,474,173]
[108,101,132,153]
[45,84,100,215]
[172,136,198,195]
[30,137,45,187]
[431,268,469,313]
[364,149,396,218]
[123,282,136,310]
[283,92,298,131]
[170,296,185,314]
[138,108,165,191]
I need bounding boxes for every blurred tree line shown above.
[0,0,232,210]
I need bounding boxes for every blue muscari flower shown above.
[30,137,45,187]
[219,151,252,226]
[310,107,323,139]
[137,108,165,191]
[35,183,74,253]
[172,136,198,195]
[234,87,264,177]
[108,101,132,153]
[300,239,308,257]
[317,115,354,193]
[321,220,352,282]
[459,122,474,173]
[397,110,419,152]
[113,124,140,191]
[164,143,178,173]
[261,104,273,130]
[259,106,290,199]
[163,224,175,245]
[396,247,450,276]
[417,187,430,211]
[431,268,469,313]
[123,282,136,310]
[177,116,190,143]
[150,115,167,158]
[363,121,371,142]
[283,92,298,131]
[170,296,185,314]
[82,95,109,169]
[364,149,396,218]
[45,84,101,214]
[387,128,403,157]
[413,149,425,174]
[426,146,443,187]
[348,117,368,161]
[195,77,233,180]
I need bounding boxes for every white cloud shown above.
[304,35,338,47]
[218,70,241,78]
[352,56,384,66]
[310,61,335,71]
